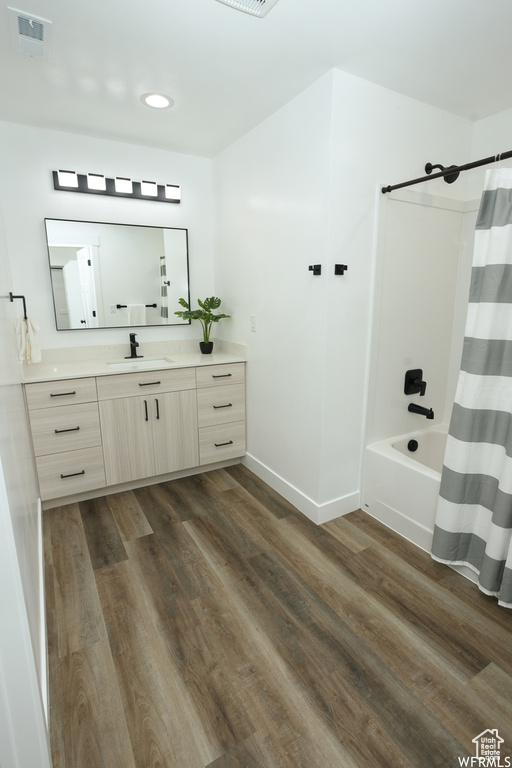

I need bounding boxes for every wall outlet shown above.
[250,314,256,332]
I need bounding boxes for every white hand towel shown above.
[16,316,41,364]
[127,304,146,324]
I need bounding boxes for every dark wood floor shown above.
[44,465,512,768]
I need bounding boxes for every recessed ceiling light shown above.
[141,93,174,109]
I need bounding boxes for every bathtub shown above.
[362,425,448,552]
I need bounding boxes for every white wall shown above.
[470,107,512,198]
[214,68,474,522]
[214,73,334,518]
[0,201,50,766]
[0,121,215,351]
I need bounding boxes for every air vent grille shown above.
[8,7,52,58]
[214,0,280,18]
[18,16,44,41]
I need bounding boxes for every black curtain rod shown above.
[381,150,512,194]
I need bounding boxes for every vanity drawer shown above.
[197,384,245,428]
[36,446,106,500]
[25,377,98,410]
[96,368,196,400]
[29,402,102,457]
[196,363,245,389]
[199,421,246,465]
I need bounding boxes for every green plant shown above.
[174,297,231,344]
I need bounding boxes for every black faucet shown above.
[125,332,143,359]
[408,403,434,419]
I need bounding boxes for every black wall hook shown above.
[309,265,322,275]
[334,264,348,275]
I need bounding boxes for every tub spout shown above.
[408,403,434,419]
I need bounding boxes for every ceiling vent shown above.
[214,0,281,18]
[8,7,52,59]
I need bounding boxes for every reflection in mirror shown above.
[45,218,190,330]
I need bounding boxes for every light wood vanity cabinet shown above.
[97,371,199,486]
[25,377,106,500]
[196,363,246,464]
[25,361,245,503]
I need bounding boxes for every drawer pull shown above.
[50,391,77,397]
[213,403,232,409]
[139,381,161,387]
[212,373,232,379]
[155,398,160,420]
[60,470,85,479]
[144,400,148,421]
[54,426,80,434]
[214,440,234,447]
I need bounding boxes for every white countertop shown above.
[22,342,246,384]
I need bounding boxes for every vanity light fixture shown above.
[140,180,158,197]
[114,177,133,194]
[165,184,181,201]
[56,169,78,187]
[87,173,106,191]
[52,170,181,204]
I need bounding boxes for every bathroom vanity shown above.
[23,353,246,507]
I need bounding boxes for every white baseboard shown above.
[37,498,48,726]
[243,453,360,525]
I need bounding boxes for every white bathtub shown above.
[362,425,448,552]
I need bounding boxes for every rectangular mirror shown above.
[45,218,190,330]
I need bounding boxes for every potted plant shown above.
[175,296,231,354]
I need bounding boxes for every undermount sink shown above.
[107,358,174,369]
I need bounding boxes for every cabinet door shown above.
[99,396,154,485]
[152,390,199,476]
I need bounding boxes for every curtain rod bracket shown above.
[425,162,460,184]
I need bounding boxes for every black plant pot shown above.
[200,341,214,354]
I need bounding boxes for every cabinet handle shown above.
[212,374,232,379]
[213,403,232,409]
[144,400,148,421]
[54,426,80,433]
[214,440,234,447]
[60,470,85,479]
[50,391,76,397]
[155,399,160,420]
[139,381,161,387]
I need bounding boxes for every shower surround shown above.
[363,187,479,549]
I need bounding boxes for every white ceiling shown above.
[2,0,512,158]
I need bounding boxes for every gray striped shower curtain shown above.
[431,168,512,608]
[160,255,169,321]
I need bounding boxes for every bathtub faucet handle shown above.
[404,368,427,397]
[415,377,427,396]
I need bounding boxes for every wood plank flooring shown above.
[44,465,512,768]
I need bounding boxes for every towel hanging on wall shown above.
[16,315,41,364]
[127,304,146,324]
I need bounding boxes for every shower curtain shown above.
[432,168,512,608]
[160,255,168,321]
